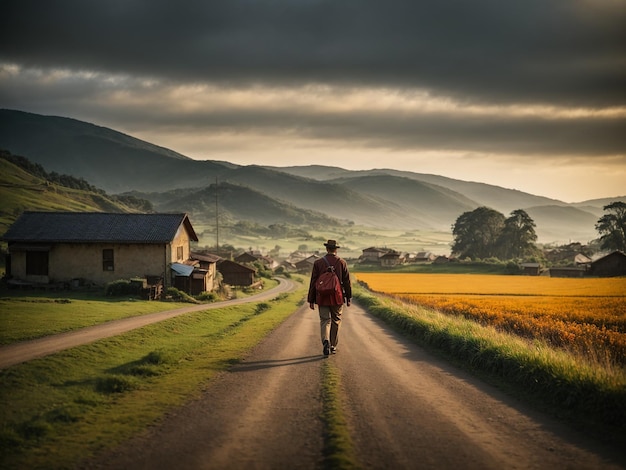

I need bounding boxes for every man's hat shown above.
[324,239,340,249]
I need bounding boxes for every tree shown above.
[595,201,626,252]
[451,207,505,259]
[496,209,538,259]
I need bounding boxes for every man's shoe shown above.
[330,346,337,354]
[323,340,330,356]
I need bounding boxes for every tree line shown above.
[451,202,626,261]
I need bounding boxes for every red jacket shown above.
[307,254,352,306]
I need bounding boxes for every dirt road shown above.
[84,301,625,470]
[0,277,296,369]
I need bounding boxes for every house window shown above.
[26,251,48,275]
[103,249,114,271]
[177,246,184,260]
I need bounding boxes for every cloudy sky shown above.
[1,0,625,203]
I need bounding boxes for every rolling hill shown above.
[154,182,342,228]
[0,151,147,235]
[1,109,620,244]
[0,109,234,193]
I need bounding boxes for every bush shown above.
[105,279,136,296]
[196,291,217,302]
[164,287,198,303]
[255,302,270,314]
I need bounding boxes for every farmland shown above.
[356,273,626,367]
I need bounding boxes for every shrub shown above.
[105,279,139,296]
[255,302,271,314]
[145,349,178,365]
[196,291,217,302]
[164,287,198,303]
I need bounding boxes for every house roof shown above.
[2,211,198,244]
[217,259,257,273]
[592,250,626,264]
[171,262,195,277]
[191,252,221,263]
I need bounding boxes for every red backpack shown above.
[315,256,343,301]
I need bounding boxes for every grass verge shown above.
[320,360,358,470]
[0,279,306,469]
[353,285,626,448]
[0,278,279,345]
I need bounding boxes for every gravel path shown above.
[0,277,296,369]
[81,301,626,470]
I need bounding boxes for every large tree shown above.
[496,209,538,259]
[451,207,505,259]
[595,201,626,252]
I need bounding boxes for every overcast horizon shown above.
[1,1,624,203]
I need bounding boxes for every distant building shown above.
[589,251,626,277]
[190,252,221,295]
[360,247,389,263]
[520,262,541,276]
[414,251,436,263]
[217,259,257,286]
[380,250,403,267]
[547,266,586,278]
[295,255,319,273]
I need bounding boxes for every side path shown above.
[0,277,297,369]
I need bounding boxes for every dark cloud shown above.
[2,0,624,107]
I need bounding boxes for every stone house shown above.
[2,211,199,290]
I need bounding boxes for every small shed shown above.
[520,262,541,276]
[589,251,626,277]
[548,267,587,278]
[217,259,257,287]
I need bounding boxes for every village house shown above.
[414,251,436,263]
[380,250,403,267]
[360,247,389,263]
[295,254,319,273]
[2,211,201,292]
[234,250,278,270]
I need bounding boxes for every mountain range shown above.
[1,108,623,244]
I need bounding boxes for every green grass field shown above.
[0,277,308,469]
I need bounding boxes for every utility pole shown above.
[215,177,219,251]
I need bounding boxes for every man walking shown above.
[308,240,352,356]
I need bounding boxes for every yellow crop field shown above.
[356,273,626,366]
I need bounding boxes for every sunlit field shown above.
[356,273,626,366]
